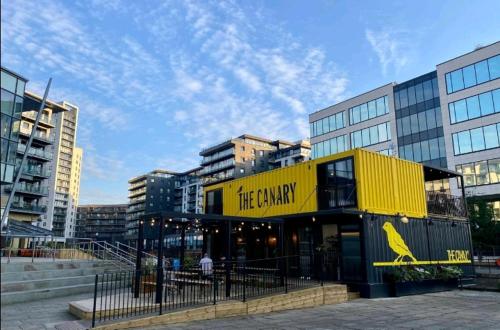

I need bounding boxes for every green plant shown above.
[143,257,157,275]
[183,255,197,269]
[384,265,463,283]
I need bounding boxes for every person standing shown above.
[199,253,213,278]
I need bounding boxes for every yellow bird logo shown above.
[382,222,417,263]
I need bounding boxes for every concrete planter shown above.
[390,278,458,297]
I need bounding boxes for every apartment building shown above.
[309,41,500,218]
[199,134,293,186]
[125,169,177,246]
[269,139,311,169]
[1,67,27,221]
[45,102,83,240]
[174,167,203,214]
[76,204,127,244]
[8,92,67,225]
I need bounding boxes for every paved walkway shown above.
[1,290,499,330]
[0,292,92,330]
[136,290,500,330]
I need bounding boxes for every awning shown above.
[423,164,462,182]
[1,219,53,238]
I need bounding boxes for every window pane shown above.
[354,106,361,124]
[369,125,379,143]
[461,163,476,186]
[426,109,436,130]
[415,83,424,103]
[362,128,370,146]
[330,138,338,155]
[435,107,443,127]
[1,71,17,93]
[399,88,408,108]
[323,118,330,133]
[466,95,480,119]
[398,146,405,159]
[452,134,460,155]
[310,123,314,137]
[378,123,388,142]
[376,97,386,116]
[317,120,323,135]
[410,113,419,134]
[462,65,477,88]
[475,60,490,83]
[475,161,490,185]
[488,55,500,80]
[407,86,416,106]
[336,112,344,129]
[445,74,453,93]
[470,127,485,152]
[329,115,336,131]
[323,140,331,156]
[368,101,376,118]
[353,131,362,148]
[438,137,446,158]
[479,92,494,116]
[318,141,324,157]
[397,118,403,137]
[454,99,468,122]
[418,111,427,131]
[1,89,15,115]
[429,138,439,159]
[493,89,500,113]
[432,78,439,99]
[483,124,499,149]
[413,142,422,162]
[360,104,368,121]
[394,91,401,110]
[457,131,472,154]
[450,70,464,92]
[420,141,430,162]
[403,144,413,160]
[488,159,500,184]
[423,80,433,100]
[16,80,25,95]
[449,103,456,124]
[1,114,11,139]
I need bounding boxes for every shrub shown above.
[384,265,463,283]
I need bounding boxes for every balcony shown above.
[21,112,56,127]
[21,166,51,178]
[128,187,146,198]
[17,144,52,161]
[19,127,54,144]
[11,203,47,214]
[200,159,236,176]
[200,147,235,165]
[5,183,48,196]
[426,191,467,219]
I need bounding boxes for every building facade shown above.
[1,68,27,221]
[75,204,127,244]
[436,43,500,218]
[46,102,83,240]
[199,135,280,186]
[269,140,311,169]
[174,167,203,214]
[125,170,177,245]
[310,41,500,218]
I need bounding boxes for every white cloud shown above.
[365,29,410,75]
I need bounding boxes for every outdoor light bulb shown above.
[261,223,265,227]
[215,229,219,233]
[241,222,244,225]
[165,224,168,228]
[312,216,316,222]
[176,225,179,229]
[400,216,409,224]
[268,225,272,229]
[169,218,172,222]
[238,227,242,231]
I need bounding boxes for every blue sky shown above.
[2,0,499,204]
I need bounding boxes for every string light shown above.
[312,216,316,223]
[268,225,272,230]
[238,227,242,231]
[215,229,219,233]
[165,224,168,228]
[169,218,172,222]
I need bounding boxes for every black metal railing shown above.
[426,191,467,218]
[318,183,357,210]
[92,255,320,327]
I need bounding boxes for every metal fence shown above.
[473,244,500,275]
[92,255,320,327]
[426,191,467,218]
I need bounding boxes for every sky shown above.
[1,0,499,205]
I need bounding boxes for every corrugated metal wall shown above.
[355,149,427,218]
[363,216,473,284]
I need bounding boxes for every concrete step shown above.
[1,260,117,273]
[1,281,122,305]
[1,273,130,293]
[348,291,360,300]
[1,265,120,282]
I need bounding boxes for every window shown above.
[311,135,347,159]
[350,122,391,148]
[318,157,356,209]
[251,159,255,167]
[241,146,245,152]
[1,89,15,115]
[449,89,500,123]
[241,157,245,162]
[349,96,388,125]
[445,55,500,93]
[259,150,264,157]
[311,111,345,137]
[456,158,500,187]
[452,123,500,155]
[240,168,245,174]
[1,71,18,93]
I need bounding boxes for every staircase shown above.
[0,260,121,305]
[0,241,145,305]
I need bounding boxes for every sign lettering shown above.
[238,182,296,211]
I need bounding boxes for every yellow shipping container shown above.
[204,149,427,219]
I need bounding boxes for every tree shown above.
[467,197,499,252]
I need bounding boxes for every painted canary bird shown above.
[382,222,417,263]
